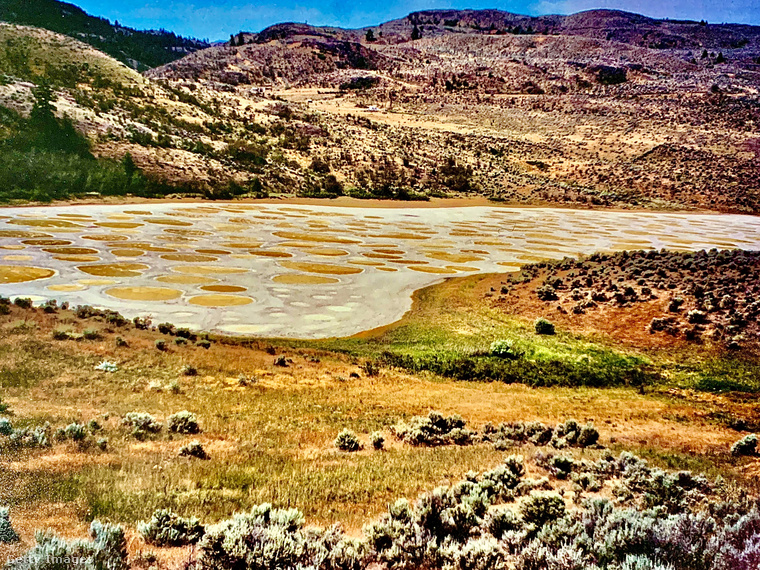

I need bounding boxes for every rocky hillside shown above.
[0,0,208,70]
[1,6,759,213]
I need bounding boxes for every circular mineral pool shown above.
[106,287,183,301]
[188,294,253,307]
[0,265,55,284]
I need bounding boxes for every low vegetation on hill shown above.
[502,249,760,351]
[0,0,207,71]
[0,7,758,210]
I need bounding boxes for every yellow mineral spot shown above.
[106,287,183,301]
[78,263,149,277]
[171,266,248,275]
[201,285,247,293]
[83,234,130,241]
[22,239,72,246]
[8,219,83,228]
[53,255,101,262]
[145,218,193,226]
[425,251,484,263]
[0,265,55,284]
[0,230,52,239]
[48,284,87,292]
[272,231,360,244]
[279,261,363,275]
[94,222,144,229]
[156,275,218,285]
[188,295,253,307]
[43,247,99,255]
[408,266,457,274]
[111,249,146,257]
[248,250,293,258]
[272,274,340,285]
[161,254,220,263]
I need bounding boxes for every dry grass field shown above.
[1,259,759,566]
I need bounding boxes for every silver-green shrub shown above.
[167,411,200,434]
[334,429,362,452]
[122,412,162,440]
[178,440,208,459]
[730,434,758,456]
[5,520,127,570]
[393,411,475,447]
[138,509,204,546]
[197,503,368,570]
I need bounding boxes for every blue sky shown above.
[73,0,760,40]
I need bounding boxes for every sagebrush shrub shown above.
[138,509,205,546]
[393,411,475,447]
[123,412,162,439]
[730,434,758,456]
[0,418,12,436]
[370,431,384,450]
[179,440,208,459]
[520,492,566,528]
[167,411,200,434]
[5,520,127,570]
[64,422,87,442]
[335,429,362,452]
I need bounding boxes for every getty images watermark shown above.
[11,554,92,566]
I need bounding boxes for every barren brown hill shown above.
[3,8,759,213]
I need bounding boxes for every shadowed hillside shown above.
[0,0,208,70]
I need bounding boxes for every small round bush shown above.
[490,340,519,359]
[577,423,600,447]
[155,339,167,352]
[731,433,758,456]
[335,429,362,452]
[0,507,19,543]
[179,440,209,459]
[0,418,12,436]
[138,508,205,546]
[370,431,384,450]
[13,297,32,309]
[520,492,566,528]
[168,411,200,434]
[534,318,555,335]
[64,422,87,442]
[123,412,162,440]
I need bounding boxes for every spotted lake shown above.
[1,203,759,338]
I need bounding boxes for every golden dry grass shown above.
[0,274,757,565]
